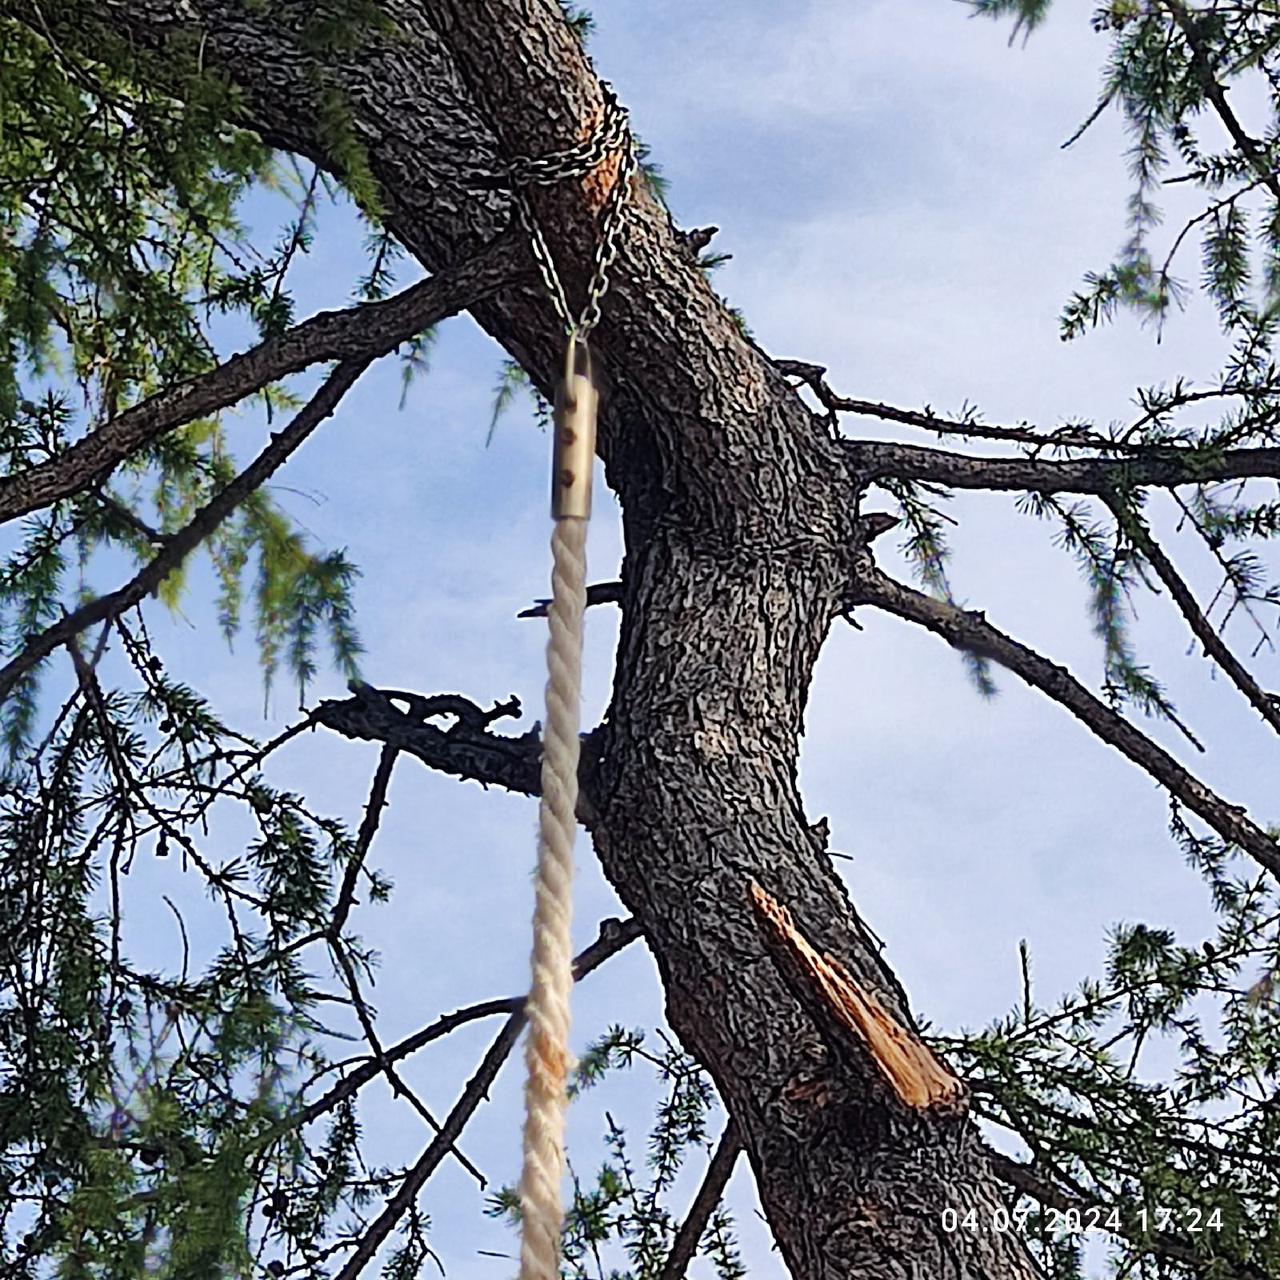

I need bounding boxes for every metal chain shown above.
[499,85,636,339]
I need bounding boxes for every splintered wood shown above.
[749,883,965,1112]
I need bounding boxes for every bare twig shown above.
[777,363,1122,452]
[333,1019,523,1280]
[327,917,643,1279]
[328,936,487,1187]
[331,746,398,940]
[1107,498,1280,737]
[319,743,486,1187]
[263,917,642,1145]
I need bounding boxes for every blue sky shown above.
[40,1,1280,1274]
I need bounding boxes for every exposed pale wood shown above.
[750,884,965,1112]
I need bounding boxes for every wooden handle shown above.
[551,334,598,520]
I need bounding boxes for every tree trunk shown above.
[11,2,1043,1274]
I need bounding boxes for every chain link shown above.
[499,85,635,339]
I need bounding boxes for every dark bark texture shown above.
[4,2,1047,1275]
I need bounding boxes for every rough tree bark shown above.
[1,1,1054,1274]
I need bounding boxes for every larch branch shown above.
[0,230,524,525]
[988,1150,1268,1280]
[1107,499,1280,738]
[1164,0,1280,206]
[851,567,1280,879]
[0,359,368,704]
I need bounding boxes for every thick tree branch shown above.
[845,438,1280,495]
[328,933,487,1187]
[851,567,1280,879]
[0,230,523,525]
[0,360,367,704]
[25,0,847,538]
[314,683,540,797]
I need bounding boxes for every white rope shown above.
[517,513,589,1280]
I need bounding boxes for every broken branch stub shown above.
[749,883,966,1114]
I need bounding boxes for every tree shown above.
[1,0,1279,1276]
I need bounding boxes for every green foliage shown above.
[486,1027,746,1279]
[977,1,1280,346]
[880,477,998,697]
[559,2,598,43]
[299,3,399,220]
[0,19,393,1268]
[968,0,1054,41]
[975,0,1280,793]
[938,855,1280,1278]
[313,86,385,222]
[632,133,669,205]
[3,2,1280,1277]
[0,614,418,1277]
[1017,490,1199,738]
[396,328,438,411]
[299,0,401,56]
[0,394,366,746]
[0,21,277,415]
[485,357,553,446]
[0,20,371,734]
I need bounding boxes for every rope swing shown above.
[506,90,635,1280]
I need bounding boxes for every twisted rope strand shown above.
[518,514,589,1280]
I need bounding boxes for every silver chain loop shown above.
[498,85,636,340]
